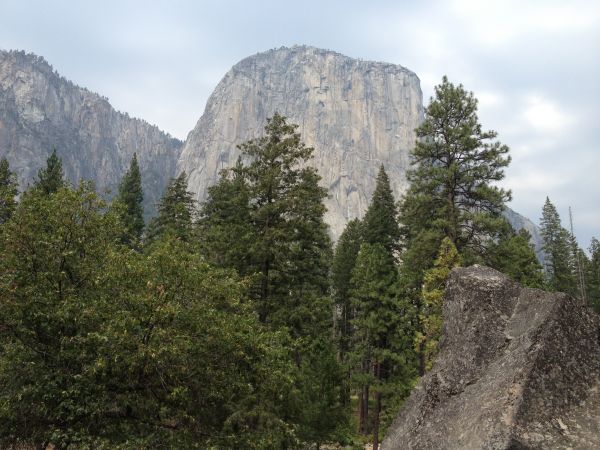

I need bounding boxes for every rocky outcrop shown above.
[0,50,182,219]
[177,45,423,238]
[382,266,600,450]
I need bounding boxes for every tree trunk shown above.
[373,362,382,450]
[362,383,370,434]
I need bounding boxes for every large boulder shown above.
[382,266,600,450]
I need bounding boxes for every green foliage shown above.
[146,172,196,245]
[349,243,417,442]
[200,114,344,446]
[0,157,18,225]
[362,165,400,254]
[416,237,460,372]
[586,238,600,313]
[486,224,545,288]
[400,76,511,290]
[34,148,65,195]
[199,158,254,275]
[540,197,577,295]
[331,218,363,373]
[114,153,144,247]
[0,184,299,449]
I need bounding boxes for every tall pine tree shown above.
[146,172,196,244]
[200,114,347,446]
[362,165,400,254]
[34,149,65,195]
[399,76,511,288]
[115,153,144,247]
[586,238,600,313]
[539,197,576,295]
[0,158,18,225]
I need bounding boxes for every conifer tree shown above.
[486,225,545,288]
[362,165,400,254]
[399,76,511,288]
[0,158,18,225]
[349,243,416,449]
[331,218,363,391]
[146,172,195,244]
[200,114,346,446]
[115,153,144,247]
[416,237,460,372]
[586,238,600,313]
[34,149,65,195]
[199,158,254,276]
[540,197,576,295]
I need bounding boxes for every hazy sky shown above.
[1,0,598,246]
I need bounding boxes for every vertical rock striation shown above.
[177,45,424,238]
[0,50,182,219]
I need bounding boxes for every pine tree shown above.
[539,197,576,295]
[416,237,460,372]
[34,149,65,195]
[331,218,363,397]
[146,172,196,244]
[486,225,545,288]
[0,158,18,225]
[115,153,144,247]
[200,114,346,445]
[362,165,400,254]
[399,76,511,284]
[349,243,416,449]
[199,158,254,276]
[586,238,600,313]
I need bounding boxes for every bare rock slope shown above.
[178,45,423,238]
[0,50,182,218]
[382,266,600,450]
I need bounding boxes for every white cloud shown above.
[520,95,575,134]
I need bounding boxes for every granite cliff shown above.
[382,266,600,449]
[178,45,423,238]
[0,50,182,218]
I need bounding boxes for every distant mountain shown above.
[178,45,423,238]
[0,50,182,219]
[177,45,543,254]
[0,47,544,255]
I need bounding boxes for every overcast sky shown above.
[1,0,598,247]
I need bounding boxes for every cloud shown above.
[520,95,575,134]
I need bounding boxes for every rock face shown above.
[177,45,423,238]
[0,50,182,219]
[382,266,600,450]
[504,207,545,264]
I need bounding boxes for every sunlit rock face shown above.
[177,45,423,239]
[0,50,182,219]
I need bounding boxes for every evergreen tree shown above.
[200,114,347,446]
[540,197,577,295]
[114,153,144,247]
[34,149,65,195]
[415,237,460,372]
[486,225,545,288]
[199,158,254,276]
[146,172,196,244]
[0,158,18,225]
[399,76,511,288]
[586,238,600,313]
[349,243,416,449]
[362,165,400,254]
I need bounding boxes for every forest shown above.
[0,78,598,450]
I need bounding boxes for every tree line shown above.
[0,77,597,449]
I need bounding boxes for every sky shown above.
[1,0,598,247]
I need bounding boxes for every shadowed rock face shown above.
[0,50,182,219]
[382,266,600,450]
[177,45,423,239]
